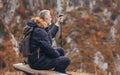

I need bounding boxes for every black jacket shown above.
[27,20,60,66]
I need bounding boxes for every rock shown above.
[0,0,3,9]
[13,63,67,75]
[13,63,93,75]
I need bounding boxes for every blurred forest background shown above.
[0,0,120,75]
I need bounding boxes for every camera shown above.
[59,15,63,17]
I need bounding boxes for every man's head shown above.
[39,10,52,24]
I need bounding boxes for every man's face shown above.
[44,13,52,25]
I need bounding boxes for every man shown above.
[27,10,70,74]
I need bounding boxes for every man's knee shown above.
[64,56,70,65]
[56,48,64,56]
[56,56,70,65]
[57,48,64,52]
[54,56,70,73]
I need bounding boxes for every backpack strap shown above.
[37,48,40,59]
[29,26,35,53]
[29,27,40,59]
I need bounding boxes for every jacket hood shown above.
[27,20,36,27]
[27,17,48,28]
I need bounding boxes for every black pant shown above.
[52,48,70,73]
[45,48,70,73]
[30,48,70,74]
[53,56,70,73]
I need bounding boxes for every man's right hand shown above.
[55,15,64,27]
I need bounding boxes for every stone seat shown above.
[13,63,67,75]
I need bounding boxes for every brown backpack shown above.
[18,25,34,57]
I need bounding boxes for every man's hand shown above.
[55,15,64,27]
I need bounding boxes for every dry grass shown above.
[67,72,94,75]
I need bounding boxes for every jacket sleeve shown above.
[33,28,60,58]
[49,25,59,38]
